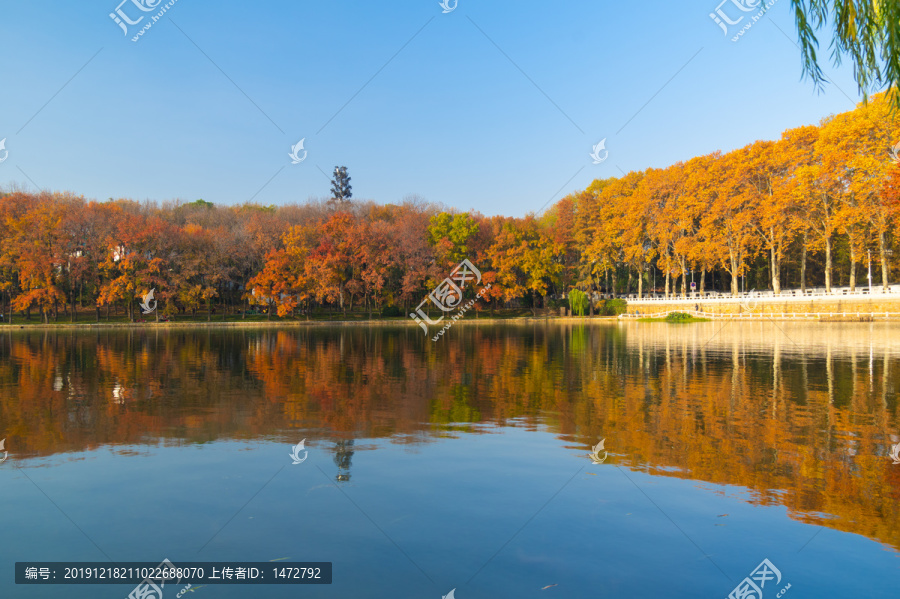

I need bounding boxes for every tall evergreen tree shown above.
[330,166,352,203]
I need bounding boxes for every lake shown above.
[1,322,899,598]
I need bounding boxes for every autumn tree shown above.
[488,216,562,315]
[5,193,66,322]
[819,93,900,290]
[778,125,820,291]
[698,151,758,296]
[427,212,479,269]
[307,211,359,314]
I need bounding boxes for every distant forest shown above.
[1,93,899,322]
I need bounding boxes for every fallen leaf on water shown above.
[587,472,597,476]
[717,514,728,517]
[541,584,558,590]
[269,557,290,562]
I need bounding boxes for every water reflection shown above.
[0,323,898,552]
[333,440,355,482]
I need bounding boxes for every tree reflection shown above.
[333,439,354,482]
[0,324,898,550]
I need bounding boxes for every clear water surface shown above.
[1,322,899,598]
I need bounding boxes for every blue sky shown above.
[0,0,862,216]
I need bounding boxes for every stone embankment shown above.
[623,287,900,319]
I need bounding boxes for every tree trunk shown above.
[699,267,706,294]
[849,244,857,292]
[800,234,808,293]
[879,230,889,291]
[664,270,670,299]
[824,235,833,293]
[637,268,643,299]
[680,257,687,298]
[730,252,739,296]
[770,232,780,294]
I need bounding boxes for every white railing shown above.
[625,285,900,303]
[619,309,900,320]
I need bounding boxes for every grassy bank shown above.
[637,312,711,323]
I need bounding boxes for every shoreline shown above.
[3,314,900,331]
[0,316,621,331]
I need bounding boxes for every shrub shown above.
[664,312,693,322]
[597,298,627,316]
[381,305,402,317]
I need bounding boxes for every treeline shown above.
[573,91,900,298]
[1,93,900,322]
